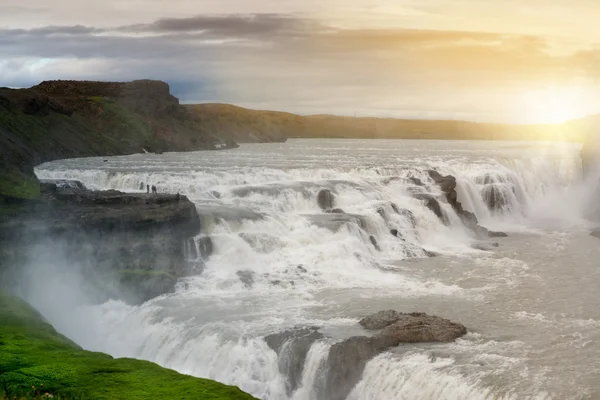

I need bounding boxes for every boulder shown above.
[236,270,255,288]
[379,313,467,343]
[359,310,404,330]
[317,189,335,210]
[324,208,345,214]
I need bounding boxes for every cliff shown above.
[0,182,202,304]
[0,80,228,202]
[0,292,257,399]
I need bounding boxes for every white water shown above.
[30,139,600,400]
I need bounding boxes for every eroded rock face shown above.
[321,335,392,400]
[413,193,445,221]
[0,185,201,304]
[424,170,507,239]
[265,327,324,394]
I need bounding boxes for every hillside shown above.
[0,80,228,201]
[185,103,295,143]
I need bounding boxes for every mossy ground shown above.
[0,292,257,400]
[0,170,40,200]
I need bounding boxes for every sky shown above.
[2,0,600,123]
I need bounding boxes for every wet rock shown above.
[424,250,439,257]
[304,213,367,231]
[359,310,467,342]
[297,265,308,273]
[488,230,508,238]
[413,193,444,221]
[359,310,405,330]
[321,336,392,400]
[317,189,335,210]
[409,177,424,186]
[210,190,221,199]
[186,238,198,259]
[324,208,345,214]
[198,236,213,258]
[236,270,255,288]
[398,209,416,228]
[265,327,324,394]
[427,170,457,192]
[270,280,282,286]
[482,185,508,211]
[369,235,381,251]
[390,229,399,237]
[380,313,467,343]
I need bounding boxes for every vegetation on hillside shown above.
[0,292,257,400]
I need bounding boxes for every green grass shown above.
[0,292,257,400]
[0,170,40,200]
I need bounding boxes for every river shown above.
[31,139,600,400]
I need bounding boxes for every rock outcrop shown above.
[0,183,201,304]
[317,189,335,210]
[425,170,506,238]
[265,327,324,394]
[321,310,466,400]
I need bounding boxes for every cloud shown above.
[1,13,600,121]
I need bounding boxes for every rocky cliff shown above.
[0,182,202,304]
[0,79,233,203]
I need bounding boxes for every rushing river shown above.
[31,139,600,400]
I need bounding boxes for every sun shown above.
[523,86,585,124]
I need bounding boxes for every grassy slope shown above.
[186,103,298,142]
[0,97,153,201]
[0,292,257,400]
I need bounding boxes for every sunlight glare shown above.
[523,86,585,124]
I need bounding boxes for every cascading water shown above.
[29,139,599,400]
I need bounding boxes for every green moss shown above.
[86,97,151,144]
[0,292,257,400]
[0,170,40,200]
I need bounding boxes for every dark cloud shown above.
[121,14,327,38]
